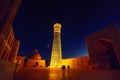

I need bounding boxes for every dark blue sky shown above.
[13,0,120,60]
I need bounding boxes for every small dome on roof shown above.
[30,49,42,60]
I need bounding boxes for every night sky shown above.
[13,0,120,60]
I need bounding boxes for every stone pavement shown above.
[14,68,120,80]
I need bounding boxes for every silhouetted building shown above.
[0,0,22,31]
[0,0,22,79]
[25,50,45,67]
[0,0,21,62]
[0,25,20,62]
[86,24,120,69]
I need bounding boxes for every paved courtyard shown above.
[14,68,120,80]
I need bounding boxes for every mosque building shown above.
[50,23,120,69]
[86,24,120,69]
[1,0,119,70]
[25,49,45,67]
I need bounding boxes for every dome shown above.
[30,49,42,60]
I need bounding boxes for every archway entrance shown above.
[94,39,119,69]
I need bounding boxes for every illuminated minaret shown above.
[50,23,62,68]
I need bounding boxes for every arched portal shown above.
[93,39,119,69]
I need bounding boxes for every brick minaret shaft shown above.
[50,23,62,68]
